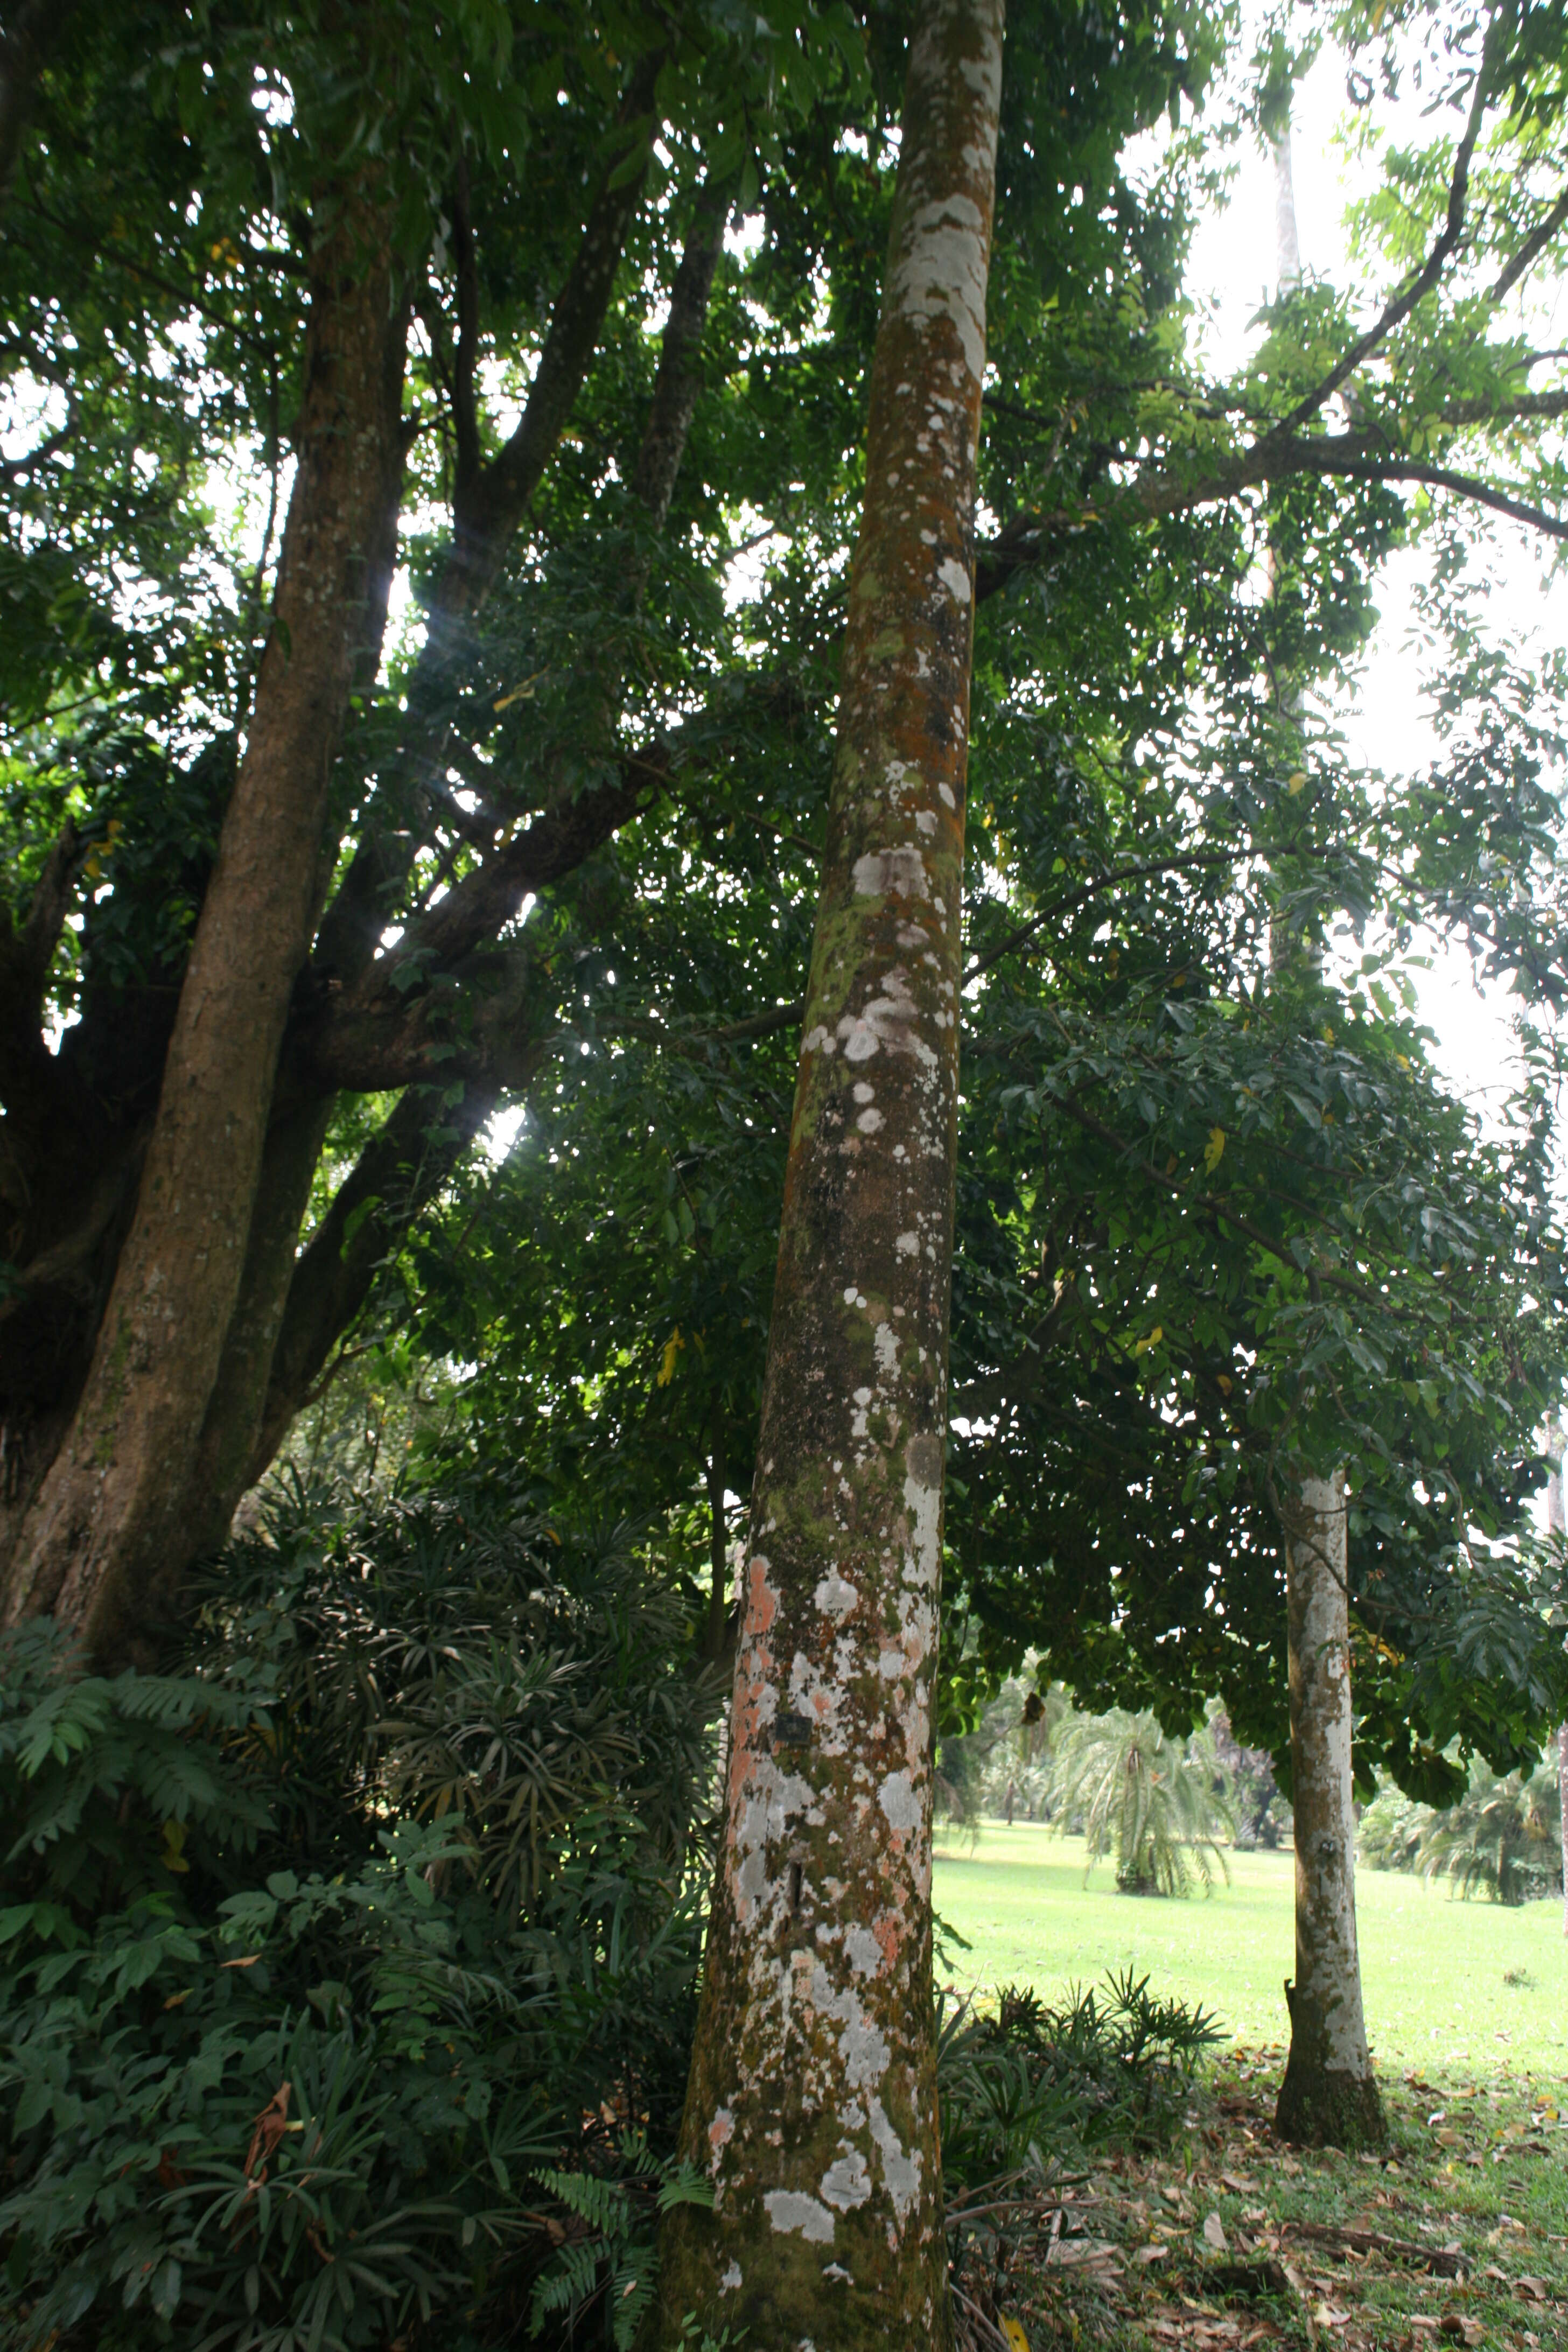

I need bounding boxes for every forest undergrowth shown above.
[963,2056,1568,2352]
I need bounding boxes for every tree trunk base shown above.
[1275,1983,1387,2151]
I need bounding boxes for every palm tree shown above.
[1048,1708,1235,1896]
[1416,1762,1562,1906]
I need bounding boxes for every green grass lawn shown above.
[934,1821,1568,2083]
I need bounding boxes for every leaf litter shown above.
[953,2047,1568,2351]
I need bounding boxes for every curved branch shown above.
[1267,48,1493,443]
[962,850,1235,988]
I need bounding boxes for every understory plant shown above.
[0,1474,723,2351]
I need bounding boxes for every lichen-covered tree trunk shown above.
[1274,1472,1387,2148]
[659,5,1003,2344]
[1,186,405,1662]
[1545,1418,1567,1935]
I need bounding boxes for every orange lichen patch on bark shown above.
[660,3,1004,2347]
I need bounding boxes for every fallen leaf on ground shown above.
[1438,2320,1483,2347]
[1203,2214,1229,2251]
[1517,2276,1548,2300]
[1048,2238,1120,2268]
[1136,2244,1172,2265]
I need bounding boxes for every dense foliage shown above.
[0,1474,723,2350]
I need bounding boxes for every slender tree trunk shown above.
[1264,121,1384,2152]
[1273,1472,1386,2147]
[659,6,1003,2344]
[2,184,405,1661]
[1545,1418,1567,1933]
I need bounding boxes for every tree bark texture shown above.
[1545,1418,1566,1935]
[659,5,1004,2344]
[1274,1473,1387,2149]
[2,185,407,1659]
[171,166,724,1564]
[0,69,720,1647]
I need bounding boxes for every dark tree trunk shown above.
[1274,1472,1387,2150]
[2,185,407,1659]
[659,4,1004,2343]
[0,0,80,213]
[0,97,721,1635]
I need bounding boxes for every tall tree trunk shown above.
[1273,1472,1387,2148]
[193,173,728,1548]
[659,5,1004,2344]
[1265,120,1385,2152]
[1,184,406,1661]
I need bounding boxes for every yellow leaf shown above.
[161,1818,190,1875]
[1002,2324,1031,2352]
[657,1327,684,1387]
[1216,1374,1233,1395]
[1133,1326,1163,1355]
[1286,770,1306,795]
[1396,1054,1411,1072]
[1203,1125,1226,1172]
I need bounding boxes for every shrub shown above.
[939,1968,1224,2207]
[0,1475,723,2351]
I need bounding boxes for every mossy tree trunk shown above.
[659,2,1004,2343]
[1274,1471,1387,2149]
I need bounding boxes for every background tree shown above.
[1046,1704,1234,1896]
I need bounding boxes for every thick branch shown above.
[300,941,560,1094]
[977,407,1568,600]
[312,52,663,990]
[250,1080,505,1486]
[450,150,481,502]
[962,851,1234,987]
[631,173,731,527]
[442,50,663,615]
